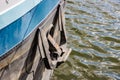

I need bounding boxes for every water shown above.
[52,0,120,80]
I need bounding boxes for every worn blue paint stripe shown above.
[0,0,60,56]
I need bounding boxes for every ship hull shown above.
[0,0,71,80]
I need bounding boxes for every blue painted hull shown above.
[0,0,60,56]
[0,0,71,79]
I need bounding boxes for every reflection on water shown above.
[52,0,120,80]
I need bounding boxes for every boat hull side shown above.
[0,0,60,56]
[0,0,69,80]
[0,1,59,80]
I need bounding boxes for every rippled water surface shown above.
[52,0,120,80]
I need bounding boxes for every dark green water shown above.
[52,0,120,80]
